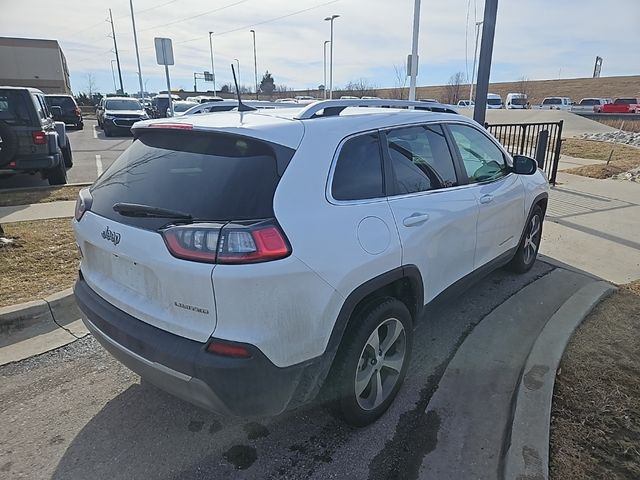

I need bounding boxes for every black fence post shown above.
[535,130,549,168]
[550,120,564,185]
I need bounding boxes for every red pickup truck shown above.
[600,98,640,113]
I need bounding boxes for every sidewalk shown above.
[541,171,640,284]
[0,200,75,223]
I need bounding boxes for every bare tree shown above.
[391,64,408,100]
[85,73,97,98]
[445,72,466,104]
[343,78,378,98]
[517,76,532,104]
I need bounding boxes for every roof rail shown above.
[294,99,458,120]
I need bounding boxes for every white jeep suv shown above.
[73,99,548,426]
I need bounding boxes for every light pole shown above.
[208,31,216,96]
[324,15,339,99]
[323,40,330,99]
[469,21,484,104]
[110,60,117,92]
[234,58,240,90]
[250,30,258,99]
[408,0,421,101]
[473,0,499,124]
[129,0,145,99]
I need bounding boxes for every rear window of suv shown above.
[90,130,294,229]
[46,96,76,111]
[0,90,31,125]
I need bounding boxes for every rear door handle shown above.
[479,194,494,204]
[403,213,430,227]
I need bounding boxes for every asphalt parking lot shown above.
[0,119,128,189]
[0,262,553,480]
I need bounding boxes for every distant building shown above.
[0,37,71,93]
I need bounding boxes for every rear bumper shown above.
[74,276,326,417]
[0,154,61,173]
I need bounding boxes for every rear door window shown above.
[90,131,294,229]
[385,124,458,195]
[331,133,384,201]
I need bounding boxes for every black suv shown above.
[45,94,83,129]
[0,87,72,185]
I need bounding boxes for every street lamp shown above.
[469,21,484,104]
[324,14,339,99]
[323,40,330,100]
[208,31,217,96]
[234,58,240,89]
[250,30,258,100]
[110,60,117,92]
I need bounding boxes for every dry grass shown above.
[0,218,78,308]
[591,119,640,133]
[562,138,640,179]
[550,285,640,479]
[0,186,84,208]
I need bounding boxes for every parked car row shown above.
[0,86,73,185]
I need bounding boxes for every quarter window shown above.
[448,124,508,183]
[386,124,457,195]
[332,133,384,201]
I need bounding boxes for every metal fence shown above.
[485,120,563,184]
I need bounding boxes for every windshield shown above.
[614,98,635,104]
[105,99,142,110]
[487,98,502,105]
[511,97,527,105]
[90,131,294,230]
[173,102,198,112]
[579,99,599,105]
[46,96,76,110]
[543,98,562,105]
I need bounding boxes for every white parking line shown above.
[95,154,103,176]
[93,125,98,139]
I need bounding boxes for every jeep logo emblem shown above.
[101,226,121,246]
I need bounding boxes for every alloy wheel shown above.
[354,318,407,411]
[523,214,541,265]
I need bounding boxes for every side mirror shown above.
[50,106,62,119]
[512,155,538,175]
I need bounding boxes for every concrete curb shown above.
[0,288,88,365]
[503,280,616,480]
[0,182,91,193]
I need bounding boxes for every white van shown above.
[487,93,503,109]
[506,93,528,109]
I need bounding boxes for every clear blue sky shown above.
[2,0,639,95]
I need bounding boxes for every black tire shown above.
[508,205,543,273]
[62,136,73,167]
[0,120,18,167]
[77,122,84,130]
[47,153,68,185]
[104,127,112,137]
[333,297,413,426]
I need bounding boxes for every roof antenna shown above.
[231,64,256,112]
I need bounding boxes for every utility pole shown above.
[250,30,258,99]
[234,58,240,87]
[469,21,483,104]
[129,0,145,100]
[323,40,330,100]
[110,60,117,92]
[408,0,421,101]
[208,32,216,95]
[108,9,124,94]
[324,15,339,99]
[473,0,499,124]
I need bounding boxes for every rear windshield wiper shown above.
[113,202,193,220]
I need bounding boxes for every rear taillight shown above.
[161,221,291,264]
[74,107,81,116]
[74,188,93,221]
[32,131,46,145]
